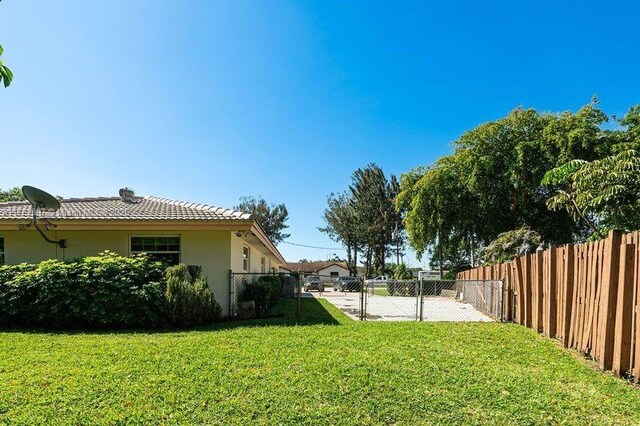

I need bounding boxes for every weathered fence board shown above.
[458,230,640,379]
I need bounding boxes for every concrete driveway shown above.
[310,290,493,322]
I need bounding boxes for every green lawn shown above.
[2,298,640,425]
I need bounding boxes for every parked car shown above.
[333,276,361,292]
[364,275,389,285]
[303,276,325,292]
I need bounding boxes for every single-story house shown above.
[280,261,350,277]
[0,189,286,317]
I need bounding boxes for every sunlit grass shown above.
[1,298,639,424]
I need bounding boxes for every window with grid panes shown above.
[130,236,180,265]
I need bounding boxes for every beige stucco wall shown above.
[229,233,278,274]
[0,229,235,314]
[0,229,279,315]
[0,228,283,317]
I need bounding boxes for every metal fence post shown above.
[360,278,365,321]
[296,271,301,324]
[228,269,234,318]
[414,280,419,320]
[419,278,424,321]
[485,281,489,314]
[363,278,368,321]
[498,280,504,322]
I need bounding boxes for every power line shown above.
[281,241,346,251]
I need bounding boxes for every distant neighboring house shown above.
[280,261,350,277]
[0,189,286,317]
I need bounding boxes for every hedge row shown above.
[0,251,222,329]
[239,275,285,316]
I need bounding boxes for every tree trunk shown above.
[365,248,373,278]
[353,246,359,277]
[438,229,444,279]
[469,233,475,267]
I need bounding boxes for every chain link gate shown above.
[358,279,504,322]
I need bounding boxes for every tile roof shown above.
[281,261,349,273]
[0,196,252,221]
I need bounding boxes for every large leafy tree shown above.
[0,187,25,202]
[321,164,402,278]
[349,164,398,277]
[543,106,640,237]
[398,100,616,267]
[397,152,478,275]
[455,105,609,245]
[320,191,363,275]
[235,196,290,245]
[483,227,542,265]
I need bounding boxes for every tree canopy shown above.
[0,187,25,202]
[398,100,630,266]
[321,163,402,277]
[235,196,290,245]
[543,106,640,237]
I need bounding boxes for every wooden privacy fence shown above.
[457,230,640,379]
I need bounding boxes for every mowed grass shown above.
[373,288,390,296]
[2,299,640,425]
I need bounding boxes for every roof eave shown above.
[0,219,255,231]
[249,222,286,265]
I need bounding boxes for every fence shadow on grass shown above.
[211,297,348,330]
[0,297,348,336]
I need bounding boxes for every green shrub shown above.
[0,251,166,328]
[392,263,414,280]
[164,265,222,327]
[240,281,272,316]
[238,275,284,316]
[0,254,224,329]
[442,270,457,280]
[258,275,284,306]
[0,263,36,285]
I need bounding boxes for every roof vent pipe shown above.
[119,187,135,203]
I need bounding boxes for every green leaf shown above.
[1,65,12,87]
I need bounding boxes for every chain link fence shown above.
[457,280,503,320]
[227,272,503,323]
[358,279,503,322]
[229,271,296,318]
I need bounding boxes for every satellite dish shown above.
[22,185,61,212]
[21,185,66,248]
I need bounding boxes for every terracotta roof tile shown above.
[0,196,252,221]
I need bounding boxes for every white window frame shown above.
[243,245,250,272]
[260,256,266,273]
[129,235,181,265]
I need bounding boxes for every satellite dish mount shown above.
[21,185,67,249]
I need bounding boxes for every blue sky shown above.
[1,1,639,267]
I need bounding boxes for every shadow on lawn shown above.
[208,297,345,330]
[0,297,347,335]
